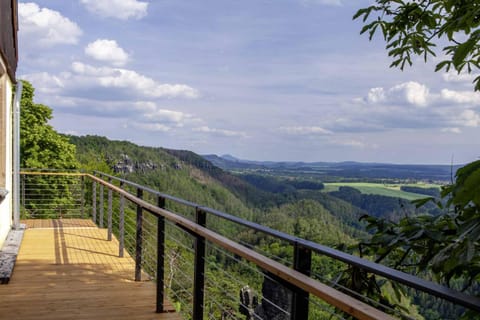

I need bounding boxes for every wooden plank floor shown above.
[0,219,181,320]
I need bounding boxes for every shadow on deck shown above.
[0,219,180,320]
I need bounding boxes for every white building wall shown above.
[0,62,13,248]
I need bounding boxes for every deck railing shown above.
[20,170,480,320]
[20,170,86,219]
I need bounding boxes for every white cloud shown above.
[395,82,430,107]
[21,67,199,126]
[21,72,64,94]
[343,81,480,133]
[279,126,333,135]
[442,72,478,84]
[132,102,198,127]
[63,130,80,135]
[132,122,171,132]
[367,87,386,104]
[85,39,129,66]
[80,0,148,20]
[71,62,116,76]
[71,62,199,99]
[367,81,430,107]
[193,126,248,138]
[132,101,157,112]
[441,89,480,105]
[142,109,188,125]
[19,2,82,47]
[456,110,480,127]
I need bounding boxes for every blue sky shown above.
[18,0,480,164]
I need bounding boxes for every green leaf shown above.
[453,39,476,69]
[412,197,434,208]
[352,8,367,20]
[435,60,450,72]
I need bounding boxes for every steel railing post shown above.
[156,196,166,313]
[107,178,112,241]
[135,188,144,281]
[81,175,85,218]
[119,181,125,257]
[193,207,206,320]
[292,244,312,320]
[92,181,97,224]
[99,184,104,228]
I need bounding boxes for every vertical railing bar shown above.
[58,175,63,219]
[193,207,206,320]
[92,180,97,224]
[119,181,125,258]
[107,178,113,241]
[292,243,312,320]
[81,175,85,218]
[21,173,25,207]
[99,183,104,228]
[156,196,166,313]
[135,188,144,281]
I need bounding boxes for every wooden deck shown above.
[0,219,181,320]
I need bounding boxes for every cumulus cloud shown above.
[443,72,478,84]
[131,122,172,132]
[193,126,248,138]
[339,80,480,134]
[456,110,480,127]
[21,71,65,94]
[18,75,199,131]
[141,108,189,126]
[85,39,129,66]
[367,81,430,107]
[22,66,200,127]
[279,126,333,135]
[80,0,148,20]
[367,87,386,104]
[19,2,82,47]
[70,62,199,99]
[441,89,480,105]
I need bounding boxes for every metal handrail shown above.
[94,170,480,313]
[88,173,393,320]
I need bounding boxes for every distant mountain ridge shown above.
[202,154,461,182]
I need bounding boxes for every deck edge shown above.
[0,224,26,284]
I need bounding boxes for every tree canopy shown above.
[354,1,480,314]
[20,80,78,169]
[354,0,480,90]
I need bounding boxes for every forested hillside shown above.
[70,135,362,246]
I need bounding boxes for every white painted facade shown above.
[0,57,14,248]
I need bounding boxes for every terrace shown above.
[0,219,178,320]
[1,170,479,320]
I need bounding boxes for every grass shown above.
[323,182,441,201]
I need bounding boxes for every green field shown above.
[323,182,441,201]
